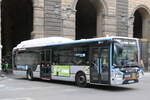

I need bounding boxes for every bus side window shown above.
[73,47,89,65]
[41,51,45,63]
[101,49,109,72]
[52,49,59,65]
[91,48,99,66]
[45,50,51,64]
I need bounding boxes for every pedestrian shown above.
[3,61,9,73]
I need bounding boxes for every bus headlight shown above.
[138,70,144,78]
[115,72,123,78]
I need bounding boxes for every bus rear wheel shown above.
[76,72,87,87]
[27,70,34,81]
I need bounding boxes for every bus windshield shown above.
[113,39,139,68]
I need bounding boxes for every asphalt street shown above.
[0,73,150,100]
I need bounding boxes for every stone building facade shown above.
[32,0,121,39]
[128,0,150,71]
[0,0,150,70]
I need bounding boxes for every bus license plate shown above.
[132,73,136,77]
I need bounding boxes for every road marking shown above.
[0,86,55,92]
[0,97,34,100]
[0,84,5,88]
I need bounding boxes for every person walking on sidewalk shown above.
[2,61,9,73]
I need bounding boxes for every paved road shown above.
[0,73,150,100]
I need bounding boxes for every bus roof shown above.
[14,37,74,50]
[14,36,138,50]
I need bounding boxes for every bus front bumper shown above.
[123,79,139,84]
[111,78,139,85]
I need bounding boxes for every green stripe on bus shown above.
[53,65,70,77]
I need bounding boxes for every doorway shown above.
[1,0,33,63]
[76,0,97,40]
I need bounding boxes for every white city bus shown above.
[12,37,144,87]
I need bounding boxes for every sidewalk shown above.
[0,71,7,81]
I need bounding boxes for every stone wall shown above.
[128,0,150,38]
[128,0,150,16]
[33,0,119,39]
[102,0,117,36]
[61,0,118,37]
[116,0,128,36]
[32,0,45,38]
[128,0,150,71]
[44,0,62,37]
[61,0,75,39]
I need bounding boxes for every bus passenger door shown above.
[99,46,110,84]
[40,50,52,79]
[90,47,100,83]
[90,45,110,84]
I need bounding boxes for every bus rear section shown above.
[12,37,144,87]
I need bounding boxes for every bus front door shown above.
[90,46,110,84]
[99,47,110,84]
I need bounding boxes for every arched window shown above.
[133,7,150,39]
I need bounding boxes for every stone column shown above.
[116,0,128,37]
[31,0,44,39]
[103,14,117,37]
[97,9,104,37]
[128,16,134,37]
[44,0,62,37]
[61,0,76,40]
[102,0,117,37]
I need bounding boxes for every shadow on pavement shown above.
[89,85,136,91]
[14,77,136,92]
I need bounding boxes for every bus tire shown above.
[75,72,87,87]
[27,69,34,81]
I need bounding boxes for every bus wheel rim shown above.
[78,76,85,84]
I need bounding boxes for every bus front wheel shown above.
[27,70,34,81]
[75,72,87,87]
